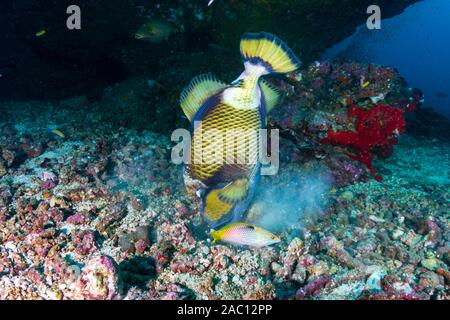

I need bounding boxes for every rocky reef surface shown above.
[0,58,448,300]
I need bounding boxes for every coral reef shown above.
[0,59,448,300]
[269,60,423,184]
[321,103,405,180]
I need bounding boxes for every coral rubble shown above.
[0,59,448,300]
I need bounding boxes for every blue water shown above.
[322,0,450,118]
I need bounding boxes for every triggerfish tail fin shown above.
[240,32,302,75]
[218,179,249,204]
[180,73,227,121]
[259,79,285,114]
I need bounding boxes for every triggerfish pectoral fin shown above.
[218,179,249,204]
[240,32,302,74]
[259,78,285,114]
[180,73,227,121]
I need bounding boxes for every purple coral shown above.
[76,255,120,300]
[295,275,332,299]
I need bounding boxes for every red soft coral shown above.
[321,103,405,180]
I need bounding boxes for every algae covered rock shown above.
[76,255,121,300]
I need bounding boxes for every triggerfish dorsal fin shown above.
[180,73,227,121]
[217,179,249,204]
[259,78,285,114]
[240,32,302,74]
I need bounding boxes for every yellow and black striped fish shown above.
[180,32,301,228]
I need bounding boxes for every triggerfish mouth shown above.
[180,32,302,229]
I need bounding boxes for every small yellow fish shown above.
[361,81,370,89]
[211,222,280,247]
[36,30,46,37]
[50,129,65,138]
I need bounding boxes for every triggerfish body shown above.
[211,222,280,248]
[180,32,301,228]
